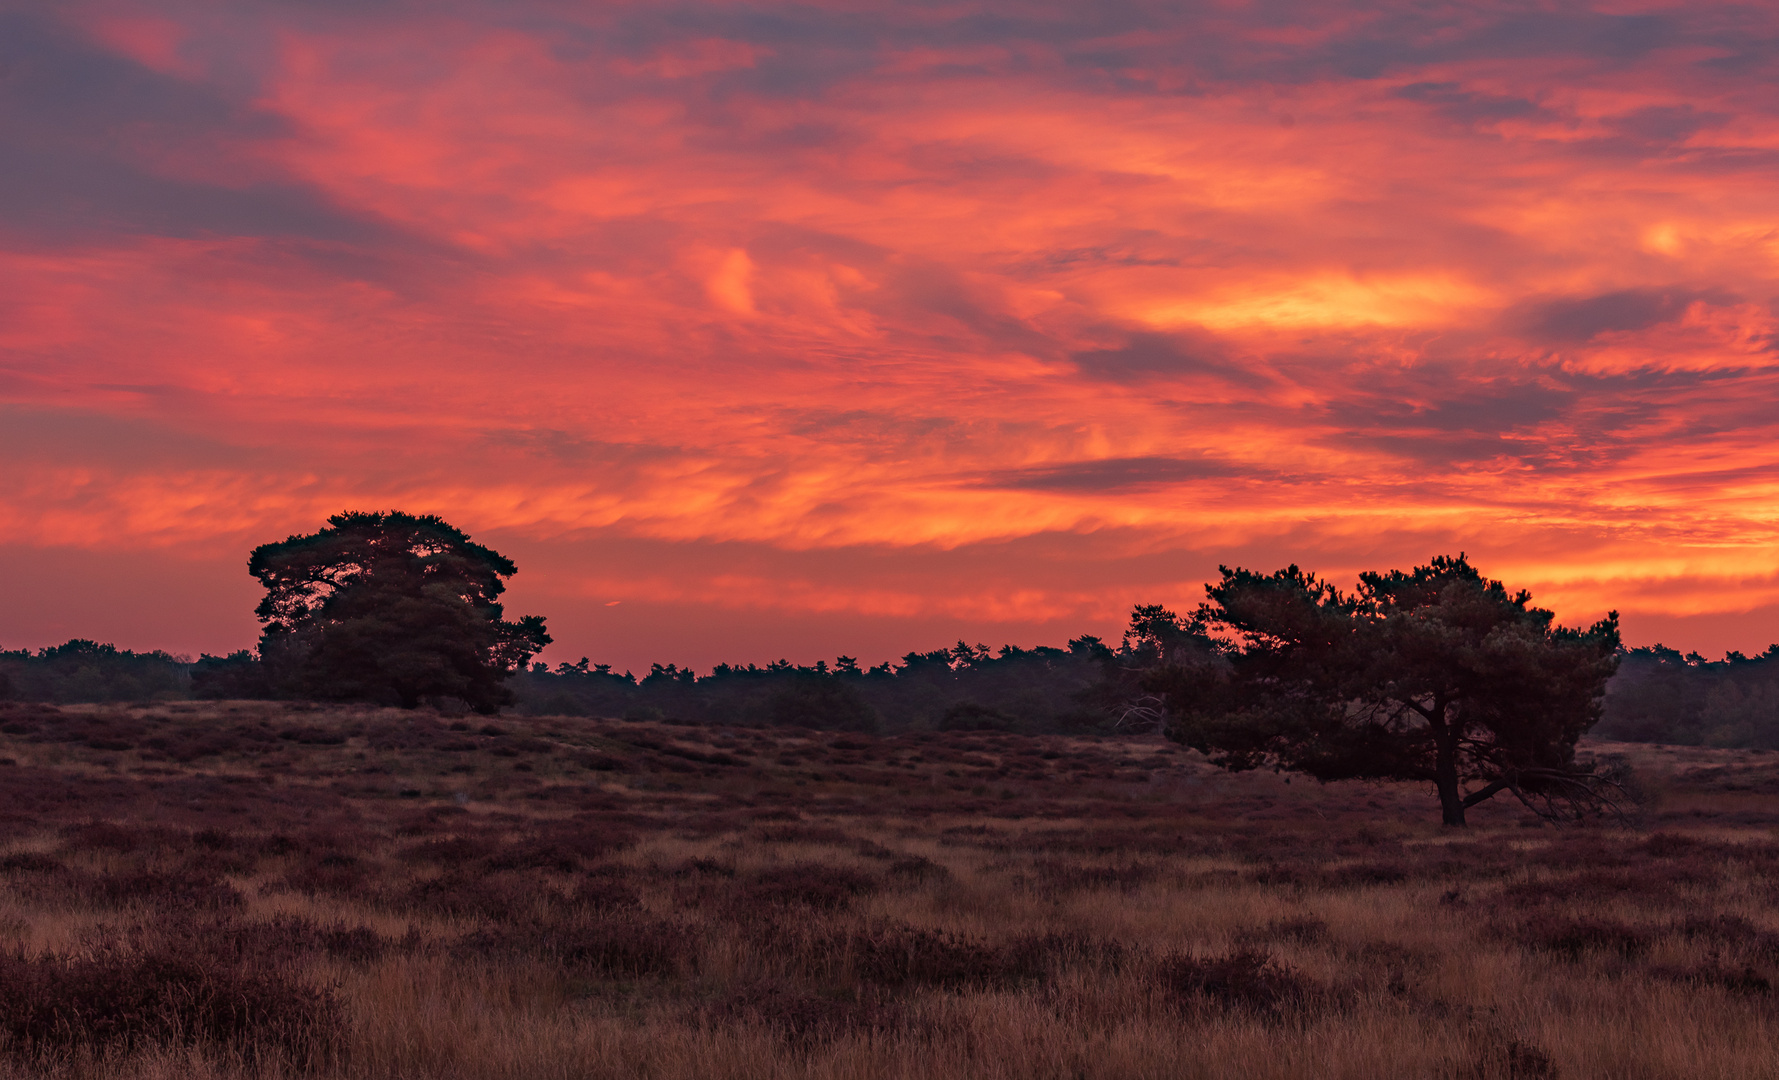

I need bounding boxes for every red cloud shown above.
[2,1,1777,665]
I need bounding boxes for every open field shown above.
[0,701,1776,1078]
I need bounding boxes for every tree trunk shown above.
[1434,716,1466,827]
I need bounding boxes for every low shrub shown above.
[885,855,950,884]
[843,923,1010,989]
[1024,859,1156,892]
[192,827,236,851]
[703,981,903,1046]
[459,913,690,978]
[403,871,556,918]
[170,916,392,967]
[1154,950,1319,1016]
[673,857,738,878]
[1648,963,1772,995]
[278,726,348,745]
[755,824,858,846]
[0,852,65,874]
[398,835,497,866]
[570,873,643,912]
[1320,861,1411,887]
[97,870,244,912]
[482,827,636,871]
[1503,863,1718,908]
[1001,931,1130,977]
[0,949,340,1067]
[738,864,880,911]
[1236,916,1330,947]
[278,852,370,898]
[1518,916,1652,959]
[59,821,159,854]
[1464,1038,1560,1080]
[295,921,390,966]
[571,751,630,772]
[1669,913,1759,942]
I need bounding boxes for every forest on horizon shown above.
[4,633,1777,751]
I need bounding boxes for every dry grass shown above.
[0,700,1776,1078]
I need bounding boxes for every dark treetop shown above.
[248,511,549,714]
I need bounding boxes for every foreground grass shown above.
[0,700,1775,1078]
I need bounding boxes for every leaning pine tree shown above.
[249,511,550,714]
[1141,555,1623,825]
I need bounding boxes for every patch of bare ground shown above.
[0,700,1775,1077]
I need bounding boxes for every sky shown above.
[3,0,1779,671]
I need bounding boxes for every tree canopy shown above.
[0,641,191,704]
[507,637,1118,732]
[249,511,550,713]
[1143,554,1622,825]
[1594,644,1779,748]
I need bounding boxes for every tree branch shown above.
[1461,779,1509,808]
[1501,766,1640,825]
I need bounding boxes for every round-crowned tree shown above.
[249,511,550,713]
[1141,554,1622,826]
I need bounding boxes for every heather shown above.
[0,700,1774,1077]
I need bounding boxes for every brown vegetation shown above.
[0,699,1775,1077]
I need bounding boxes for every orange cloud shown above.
[2,1,1778,666]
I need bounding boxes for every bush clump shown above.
[1648,963,1771,995]
[1518,916,1652,959]
[843,923,1011,989]
[458,913,691,978]
[1154,949,1319,1016]
[704,980,903,1046]
[739,864,880,911]
[0,949,340,1066]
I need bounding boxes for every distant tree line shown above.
[0,632,1138,735]
[0,641,191,704]
[5,508,1774,757]
[506,637,1127,734]
[1593,645,1779,748]
[14,631,1779,747]
[8,517,1756,827]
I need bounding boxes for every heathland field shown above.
[0,702,1776,1078]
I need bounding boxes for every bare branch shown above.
[1500,765,1641,826]
[1112,694,1167,733]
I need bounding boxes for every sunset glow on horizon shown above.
[4,0,1779,669]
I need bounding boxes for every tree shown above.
[754,673,880,733]
[0,641,190,704]
[249,511,550,713]
[1145,555,1622,826]
[190,650,274,701]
